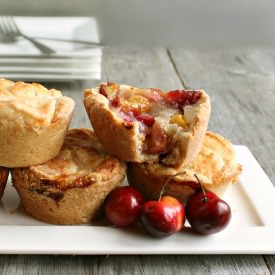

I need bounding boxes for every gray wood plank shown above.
[141,255,270,275]
[0,255,270,275]
[99,47,182,90]
[265,256,275,274]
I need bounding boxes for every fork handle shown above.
[22,35,55,55]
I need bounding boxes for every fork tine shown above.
[0,16,17,43]
[0,18,4,34]
[4,16,17,34]
[6,16,20,34]
[2,17,14,34]
[0,16,55,54]
[0,17,9,34]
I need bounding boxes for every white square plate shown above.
[1,146,275,254]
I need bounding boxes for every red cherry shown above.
[140,196,185,238]
[104,186,143,227]
[185,190,231,235]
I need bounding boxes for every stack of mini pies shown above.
[0,79,242,225]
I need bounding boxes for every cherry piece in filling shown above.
[136,114,155,127]
[165,90,201,107]
[99,84,108,97]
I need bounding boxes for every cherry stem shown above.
[193,174,208,202]
[158,171,187,201]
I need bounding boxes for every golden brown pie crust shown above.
[0,78,75,168]
[12,129,126,225]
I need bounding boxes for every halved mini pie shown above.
[84,82,211,167]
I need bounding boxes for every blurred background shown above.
[0,0,97,16]
[0,0,275,48]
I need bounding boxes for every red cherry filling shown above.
[101,84,202,156]
[136,114,155,127]
[99,85,107,97]
[110,96,119,107]
[165,90,201,107]
[99,82,120,100]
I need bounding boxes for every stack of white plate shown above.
[0,16,102,81]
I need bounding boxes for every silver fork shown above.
[0,16,55,55]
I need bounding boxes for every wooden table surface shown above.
[1,47,275,274]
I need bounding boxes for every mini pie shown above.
[0,167,9,199]
[0,78,75,168]
[127,131,242,205]
[11,128,126,225]
[84,82,210,167]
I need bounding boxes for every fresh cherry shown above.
[140,196,185,238]
[104,186,143,227]
[185,175,231,235]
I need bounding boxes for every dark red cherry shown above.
[185,190,231,235]
[104,186,143,227]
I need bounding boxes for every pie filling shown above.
[99,82,202,155]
